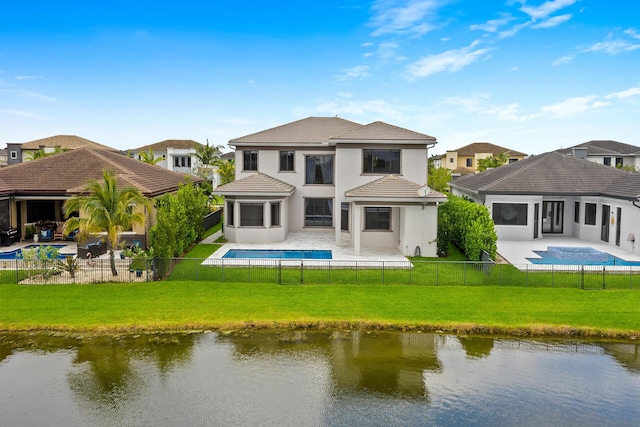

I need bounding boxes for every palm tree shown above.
[138,148,162,165]
[194,139,223,167]
[64,170,151,276]
[477,152,510,172]
[25,147,67,160]
[214,158,235,185]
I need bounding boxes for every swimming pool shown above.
[0,244,71,260]
[528,247,640,266]
[223,249,333,259]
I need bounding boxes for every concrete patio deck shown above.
[497,236,640,266]
[206,230,412,265]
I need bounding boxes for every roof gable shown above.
[451,142,527,157]
[131,139,204,152]
[214,173,295,195]
[19,135,118,151]
[345,175,446,201]
[450,151,640,199]
[0,148,201,197]
[332,121,436,143]
[229,117,363,145]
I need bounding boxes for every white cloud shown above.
[552,54,574,65]
[604,86,640,99]
[625,28,640,39]
[15,75,42,80]
[405,40,492,79]
[335,65,371,81]
[520,0,577,20]
[542,95,608,118]
[584,39,640,54]
[315,97,408,120]
[442,93,492,113]
[368,0,444,37]
[498,21,531,39]
[0,88,56,102]
[377,41,402,61]
[532,13,572,28]
[0,109,40,118]
[470,15,513,33]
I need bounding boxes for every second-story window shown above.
[363,149,400,174]
[305,155,333,184]
[279,151,294,171]
[174,156,191,167]
[243,150,258,171]
[466,158,472,167]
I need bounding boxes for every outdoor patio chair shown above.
[39,228,54,242]
[54,222,65,241]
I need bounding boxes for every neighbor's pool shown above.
[528,246,640,266]
[0,244,70,260]
[222,249,333,259]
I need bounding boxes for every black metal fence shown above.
[3,257,640,289]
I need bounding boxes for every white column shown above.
[264,201,269,227]
[353,204,361,256]
[335,199,341,245]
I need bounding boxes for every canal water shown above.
[0,331,638,426]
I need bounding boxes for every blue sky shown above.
[1,0,639,155]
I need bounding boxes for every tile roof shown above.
[331,121,436,143]
[18,135,118,151]
[450,142,527,157]
[450,151,640,200]
[230,117,363,145]
[213,173,295,196]
[0,148,202,197]
[345,175,446,201]
[131,139,204,151]
[556,140,640,156]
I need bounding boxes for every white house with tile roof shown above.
[128,139,206,175]
[450,151,640,256]
[214,117,447,257]
[556,140,640,169]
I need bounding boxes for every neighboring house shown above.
[440,142,527,176]
[449,151,640,256]
[0,149,7,167]
[6,135,119,165]
[128,139,204,176]
[214,117,447,257]
[556,140,640,169]
[0,148,202,246]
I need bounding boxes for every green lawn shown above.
[1,279,639,336]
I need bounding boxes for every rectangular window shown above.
[574,201,580,223]
[363,149,400,174]
[365,207,391,230]
[271,202,280,227]
[449,157,454,163]
[305,198,333,227]
[279,151,294,172]
[492,203,528,226]
[240,203,263,226]
[466,158,472,167]
[243,150,258,171]
[10,151,17,159]
[603,157,611,166]
[585,203,597,225]
[227,201,234,226]
[508,158,518,164]
[615,157,623,167]
[305,155,333,184]
[174,156,191,168]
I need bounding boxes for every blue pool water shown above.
[223,249,332,259]
[528,248,640,266]
[0,244,70,260]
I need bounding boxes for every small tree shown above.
[477,152,509,172]
[64,170,151,276]
[428,167,451,193]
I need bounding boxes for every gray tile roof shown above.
[230,117,363,145]
[0,147,202,197]
[18,135,118,151]
[131,139,204,152]
[332,121,436,143]
[450,151,640,200]
[556,140,640,156]
[345,175,446,201]
[449,142,527,157]
[214,173,295,196]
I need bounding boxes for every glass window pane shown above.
[240,203,263,226]
[492,203,528,226]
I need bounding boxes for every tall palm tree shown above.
[64,170,151,276]
[194,139,223,167]
[138,148,162,165]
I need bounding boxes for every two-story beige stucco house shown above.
[213,117,447,257]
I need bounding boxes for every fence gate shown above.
[580,266,606,290]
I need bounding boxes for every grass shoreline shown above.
[2,281,639,340]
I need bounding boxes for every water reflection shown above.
[0,332,639,426]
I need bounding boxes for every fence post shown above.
[300,260,303,284]
[602,266,606,290]
[581,266,584,290]
[278,259,282,285]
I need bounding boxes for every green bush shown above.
[438,194,497,260]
